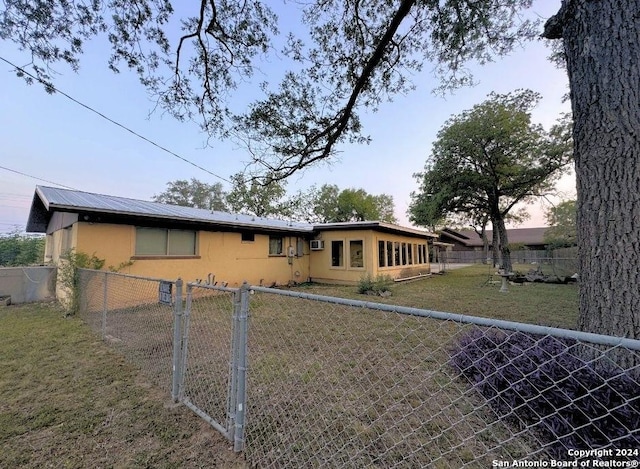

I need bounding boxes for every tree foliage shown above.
[225,173,292,218]
[410,90,572,272]
[310,185,397,224]
[152,178,227,211]
[0,0,538,181]
[4,0,640,339]
[151,177,397,223]
[0,230,45,266]
[544,200,576,248]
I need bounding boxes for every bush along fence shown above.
[76,269,640,468]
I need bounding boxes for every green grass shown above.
[0,266,579,468]
[293,264,579,329]
[0,302,245,469]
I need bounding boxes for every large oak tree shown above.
[409,90,572,273]
[2,0,638,339]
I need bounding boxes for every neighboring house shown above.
[26,186,436,287]
[438,227,550,263]
[439,227,550,251]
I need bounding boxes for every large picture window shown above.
[136,228,196,256]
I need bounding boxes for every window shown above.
[378,241,385,268]
[241,232,255,242]
[350,240,364,268]
[401,242,407,265]
[269,236,283,255]
[136,228,196,256]
[418,244,423,264]
[394,242,400,266]
[331,240,344,267]
[386,241,393,267]
[408,243,413,265]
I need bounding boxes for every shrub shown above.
[357,274,393,295]
[450,329,640,460]
[58,250,105,315]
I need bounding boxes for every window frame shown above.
[331,239,345,268]
[349,239,365,269]
[134,227,198,258]
[268,235,284,256]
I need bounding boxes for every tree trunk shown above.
[473,221,490,264]
[494,217,512,273]
[491,221,500,268]
[553,0,640,339]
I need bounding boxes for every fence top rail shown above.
[186,282,239,293]
[77,268,179,284]
[248,285,640,351]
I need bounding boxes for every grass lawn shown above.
[0,302,246,469]
[293,263,579,330]
[0,265,579,468]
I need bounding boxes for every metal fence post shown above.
[233,282,250,452]
[227,287,242,443]
[178,284,193,401]
[102,271,108,339]
[171,278,183,403]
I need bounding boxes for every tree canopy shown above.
[152,178,227,211]
[150,178,396,223]
[310,185,397,224]
[225,173,291,218]
[0,0,537,181]
[4,0,640,339]
[409,90,572,272]
[0,230,45,266]
[544,199,576,248]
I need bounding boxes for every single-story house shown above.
[26,186,437,287]
[439,227,550,252]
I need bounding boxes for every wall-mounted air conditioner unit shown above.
[310,240,325,250]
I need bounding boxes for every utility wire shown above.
[0,56,231,184]
[0,164,77,190]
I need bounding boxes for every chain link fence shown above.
[76,269,640,468]
[77,269,177,394]
[445,249,579,282]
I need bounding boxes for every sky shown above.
[0,1,575,235]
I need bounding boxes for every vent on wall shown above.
[310,240,325,250]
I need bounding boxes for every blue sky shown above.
[0,1,573,234]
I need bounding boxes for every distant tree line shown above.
[153,176,397,224]
[0,230,45,266]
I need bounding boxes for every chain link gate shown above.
[175,282,249,452]
[77,269,640,467]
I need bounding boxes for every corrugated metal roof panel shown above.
[33,186,314,233]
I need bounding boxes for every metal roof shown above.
[315,221,438,239]
[26,186,437,239]
[27,186,313,233]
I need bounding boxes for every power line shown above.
[0,165,77,189]
[0,55,231,184]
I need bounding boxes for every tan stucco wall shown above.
[309,229,431,284]
[67,222,310,287]
[44,221,432,287]
[309,230,374,284]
